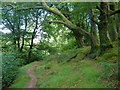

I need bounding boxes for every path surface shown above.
[26,61,41,88]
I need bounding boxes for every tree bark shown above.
[20,17,28,52]
[98,2,113,52]
[17,36,20,49]
[44,2,98,53]
[13,1,99,57]
[28,12,38,63]
[13,36,16,49]
[20,34,25,52]
[108,3,118,41]
[73,30,83,48]
[28,30,36,63]
[89,8,99,43]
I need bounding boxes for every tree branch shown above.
[16,6,43,11]
[41,1,73,25]
[2,3,43,11]
[109,9,120,16]
[49,20,66,25]
[2,4,15,9]
[96,6,105,13]
[48,20,76,29]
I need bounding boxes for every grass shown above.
[9,61,37,88]
[33,45,118,88]
[9,42,118,88]
[34,60,107,88]
[9,69,29,88]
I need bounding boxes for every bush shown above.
[61,38,77,51]
[2,51,20,88]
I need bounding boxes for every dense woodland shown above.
[1,1,119,89]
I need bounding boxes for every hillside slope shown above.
[9,43,118,88]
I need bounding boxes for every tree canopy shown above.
[1,1,119,89]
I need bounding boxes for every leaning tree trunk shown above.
[98,2,113,52]
[73,27,98,55]
[42,1,98,56]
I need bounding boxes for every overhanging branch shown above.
[41,0,73,25]
[16,6,43,11]
[2,4,15,9]
[48,20,77,30]
[2,3,43,11]
[109,9,120,16]
[49,20,66,25]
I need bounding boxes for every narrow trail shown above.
[25,61,41,88]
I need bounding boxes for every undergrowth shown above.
[9,42,118,88]
[8,61,36,88]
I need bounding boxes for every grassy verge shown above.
[9,69,29,88]
[9,61,37,88]
[9,42,118,88]
[33,46,118,88]
[33,60,107,88]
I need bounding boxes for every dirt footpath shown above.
[25,61,41,88]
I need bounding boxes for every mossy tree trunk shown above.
[89,8,99,43]
[108,3,118,41]
[43,2,98,54]
[98,2,113,52]
[73,30,83,48]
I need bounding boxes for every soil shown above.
[25,61,41,88]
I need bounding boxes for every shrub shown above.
[61,38,77,51]
[2,51,19,88]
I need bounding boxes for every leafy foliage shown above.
[1,2,119,88]
[2,51,19,88]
